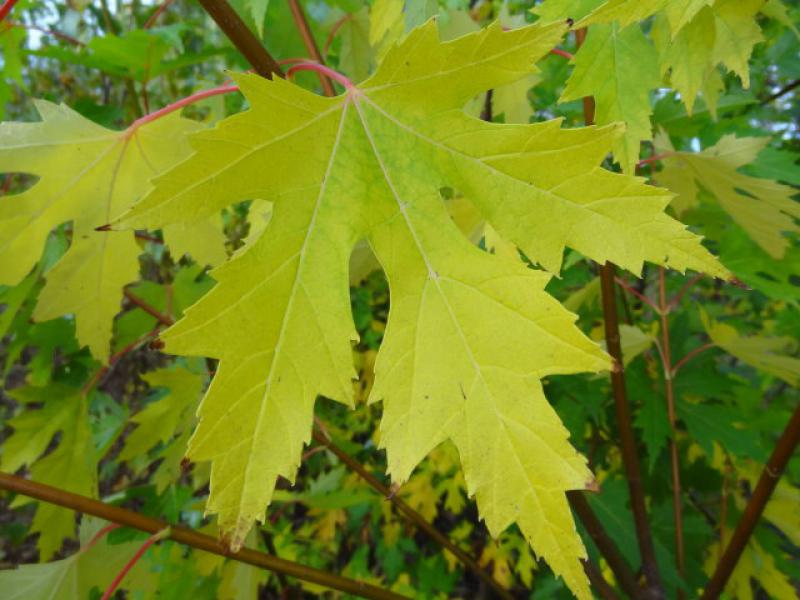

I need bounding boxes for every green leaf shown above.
[560,22,661,173]
[701,310,800,386]
[2,385,96,559]
[678,399,765,460]
[0,518,152,600]
[119,366,205,461]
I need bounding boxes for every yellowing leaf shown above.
[704,536,795,600]
[653,7,717,115]
[701,311,800,385]
[662,0,714,36]
[120,21,726,597]
[2,385,96,559]
[710,0,764,89]
[577,0,667,28]
[560,22,661,173]
[163,216,227,266]
[657,134,800,257]
[0,102,203,359]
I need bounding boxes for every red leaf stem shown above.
[7,21,84,45]
[126,84,239,133]
[323,13,353,57]
[143,0,175,29]
[100,528,170,600]
[614,275,660,313]
[550,47,574,60]
[286,61,354,90]
[672,342,716,376]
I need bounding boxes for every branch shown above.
[567,491,645,599]
[143,0,175,29]
[701,404,800,599]
[0,472,408,600]
[614,275,660,313]
[671,342,716,377]
[583,560,622,600]
[196,0,283,78]
[576,24,663,597]
[657,267,685,590]
[7,21,84,45]
[0,0,19,22]
[760,79,800,104]
[311,427,514,600]
[287,0,336,95]
[124,289,175,326]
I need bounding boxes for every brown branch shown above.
[567,491,644,599]
[657,267,685,591]
[576,25,663,598]
[0,472,407,600]
[311,428,514,600]
[124,288,175,326]
[583,560,622,600]
[701,404,800,599]
[760,79,800,104]
[196,0,283,79]
[287,0,336,96]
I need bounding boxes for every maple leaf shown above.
[120,21,725,597]
[560,22,661,173]
[704,535,795,600]
[0,517,154,599]
[701,310,800,386]
[1,384,95,559]
[656,133,800,258]
[0,102,213,360]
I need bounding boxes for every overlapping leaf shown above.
[656,133,800,258]
[1,384,95,559]
[120,21,726,597]
[0,103,222,360]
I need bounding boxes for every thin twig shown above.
[583,560,623,600]
[615,276,660,313]
[143,0,174,29]
[7,21,84,45]
[287,0,336,95]
[80,325,164,395]
[0,472,407,600]
[550,47,574,60]
[670,273,704,308]
[323,13,353,57]
[124,289,175,326]
[701,404,800,599]
[760,79,800,104]
[671,342,715,377]
[311,428,514,600]
[657,267,685,592]
[576,25,663,598]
